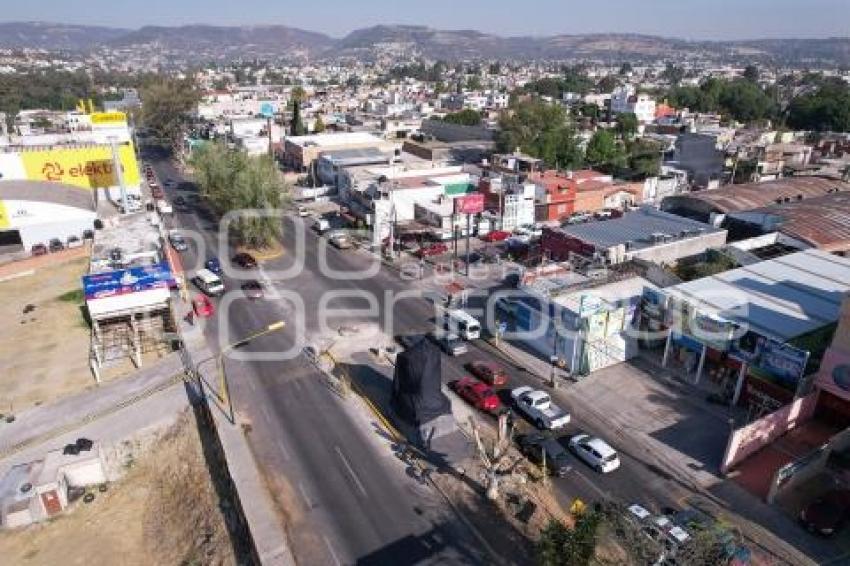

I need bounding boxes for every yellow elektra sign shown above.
[20,144,140,189]
[0,200,9,230]
[91,112,127,125]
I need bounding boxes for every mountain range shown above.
[1,21,849,66]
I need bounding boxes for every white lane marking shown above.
[572,468,609,500]
[297,481,312,508]
[335,445,367,498]
[261,404,273,424]
[322,535,342,566]
[276,438,290,461]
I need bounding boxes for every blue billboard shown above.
[83,262,175,300]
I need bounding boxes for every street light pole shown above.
[217,321,285,424]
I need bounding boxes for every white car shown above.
[297,206,309,217]
[569,434,620,473]
[511,386,571,430]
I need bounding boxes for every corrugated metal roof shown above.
[733,192,850,252]
[556,207,721,249]
[665,249,850,342]
[663,177,850,215]
[0,180,95,211]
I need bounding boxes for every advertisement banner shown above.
[20,143,140,189]
[453,193,484,214]
[82,262,174,300]
[91,111,127,125]
[755,338,810,385]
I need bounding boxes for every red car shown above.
[468,361,508,386]
[450,377,502,413]
[192,295,214,317]
[481,230,510,242]
[416,243,449,257]
[151,186,164,199]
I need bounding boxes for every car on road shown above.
[481,230,511,243]
[314,218,331,234]
[416,243,449,257]
[511,386,571,430]
[174,195,187,207]
[205,257,222,275]
[192,295,214,317]
[800,490,850,536]
[516,433,572,477]
[157,200,173,215]
[467,361,508,386]
[48,238,65,252]
[192,269,225,296]
[241,280,264,300]
[232,252,258,269]
[449,377,502,413]
[151,186,164,199]
[66,235,83,249]
[431,332,468,356]
[168,231,189,252]
[31,243,48,256]
[329,231,353,249]
[297,206,309,217]
[568,434,621,473]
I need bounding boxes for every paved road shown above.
[147,151,491,566]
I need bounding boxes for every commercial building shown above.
[282,132,397,172]
[542,207,727,265]
[641,250,850,414]
[661,177,850,225]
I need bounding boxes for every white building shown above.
[610,86,657,124]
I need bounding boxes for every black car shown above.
[232,252,258,268]
[48,238,64,252]
[517,433,572,477]
[174,195,186,207]
[801,490,850,536]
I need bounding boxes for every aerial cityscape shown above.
[0,2,849,565]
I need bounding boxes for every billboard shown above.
[731,334,810,385]
[83,262,174,300]
[454,193,484,214]
[19,143,140,189]
[91,112,128,126]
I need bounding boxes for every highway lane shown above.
[148,152,489,566]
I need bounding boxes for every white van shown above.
[192,269,225,296]
[444,309,481,340]
[157,200,173,215]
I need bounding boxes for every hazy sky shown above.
[3,0,848,40]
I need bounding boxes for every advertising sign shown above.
[91,111,127,125]
[259,102,276,118]
[21,144,140,189]
[757,339,809,384]
[453,193,484,214]
[0,201,9,230]
[83,262,174,300]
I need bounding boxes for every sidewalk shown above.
[0,352,184,460]
[174,292,296,566]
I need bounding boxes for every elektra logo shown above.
[41,161,64,182]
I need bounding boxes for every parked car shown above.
[192,295,214,318]
[481,230,511,243]
[157,200,173,215]
[83,229,94,240]
[232,252,257,269]
[66,235,83,249]
[416,243,449,257]
[314,218,331,233]
[151,186,164,199]
[514,224,543,240]
[205,257,222,275]
[168,231,188,252]
[430,332,468,356]
[449,377,502,413]
[467,361,508,386]
[192,269,225,296]
[800,490,850,536]
[568,434,621,473]
[48,238,64,252]
[297,206,309,217]
[241,280,264,300]
[173,195,187,207]
[31,243,48,256]
[511,386,571,430]
[516,433,572,477]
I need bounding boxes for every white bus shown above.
[444,309,481,340]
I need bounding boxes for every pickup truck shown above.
[511,386,571,430]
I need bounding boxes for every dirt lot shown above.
[0,410,239,565]
[0,255,167,413]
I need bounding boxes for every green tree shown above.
[139,77,200,144]
[585,130,626,170]
[787,79,850,132]
[537,513,601,566]
[190,142,286,248]
[290,85,306,103]
[488,62,501,75]
[615,112,639,138]
[627,138,663,178]
[578,104,599,119]
[442,109,482,126]
[718,79,776,123]
[596,76,619,93]
[497,99,583,169]
[466,75,483,91]
[662,63,686,86]
[743,65,760,82]
[313,114,326,133]
[619,62,633,76]
[290,100,306,136]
